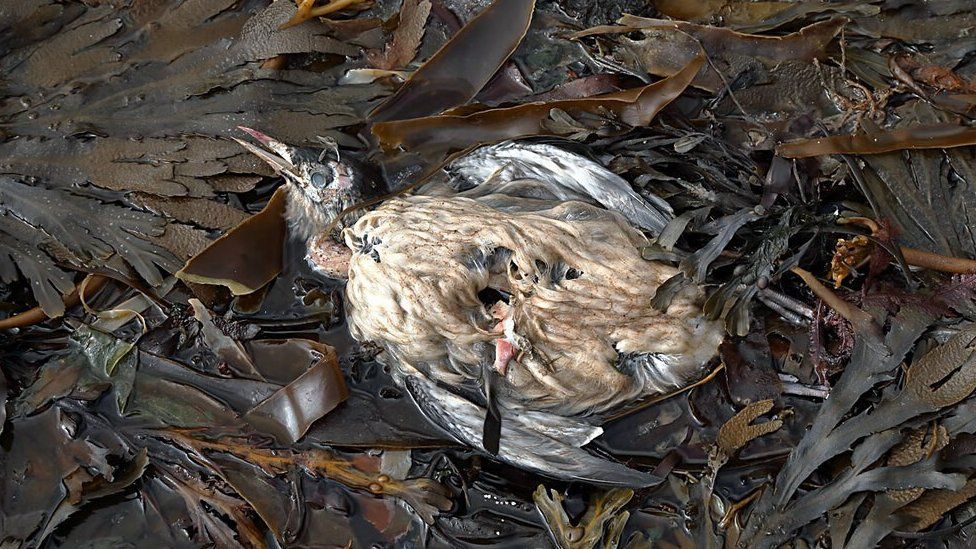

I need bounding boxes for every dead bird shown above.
[236,129,723,486]
[231,127,386,243]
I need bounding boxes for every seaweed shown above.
[372,55,702,158]
[177,185,287,295]
[579,17,846,93]
[0,177,177,315]
[365,0,431,70]
[651,0,877,32]
[368,0,536,122]
[4,0,976,545]
[534,485,637,549]
[739,305,976,547]
[0,0,380,315]
[779,124,976,158]
[848,129,976,257]
[243,345,348,444]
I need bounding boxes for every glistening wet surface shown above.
[3,0,976,547]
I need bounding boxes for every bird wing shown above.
[403,375,662,487]
[447,141,673,234]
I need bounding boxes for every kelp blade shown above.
[176,185,287,295]
[368,0,535,122]
[372,55,704,158]
[778,124,976,157]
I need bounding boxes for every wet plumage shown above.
[237,131,723,485]
[343,195,718,416]
[435,141,673,234]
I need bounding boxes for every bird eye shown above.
[310,171,330,187]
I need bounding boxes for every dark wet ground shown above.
[3,0,976,547]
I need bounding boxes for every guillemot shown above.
[235,129,723,485]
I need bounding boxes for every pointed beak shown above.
[233,126,301,180]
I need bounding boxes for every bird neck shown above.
[284,184,336,245]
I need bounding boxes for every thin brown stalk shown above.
[0,275,109,330]
[790,267,879,336]
[839,216,976,274]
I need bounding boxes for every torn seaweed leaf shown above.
[368,0,536,122]
[177,185,288,296]
[243,345,348,444]
[201,452,304,542]
[0,176,177,294]
[366,0,431,70]
[741,314,976,547]
[14,325,138,415]
[36,448,149,543]
[0,408,119,545]
[534,484,634,549]
[188,298,264,380]
[585,17,845,93]
[372,55,703,159]
[778,124,976,158]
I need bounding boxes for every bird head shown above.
[233,127,363,241]
[233,126,355,205]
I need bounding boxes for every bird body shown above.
[343,195,718,417]
[235,130,723,485]
[341,192,721,485]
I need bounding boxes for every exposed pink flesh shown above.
[493,337,515,376]
[489,300,514,374]
[307,234,352,279]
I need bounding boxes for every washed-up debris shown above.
[365,0,431,70]
[697,399,785,545]
[4,0,976,546]
[577,16,845,93]
[534,485,636,548]
[369,0,536,122]
[177,186,288,296]
[650,0,878,32]
[372,55,702,158]
[243,345,348,443]
[779,123,976,157]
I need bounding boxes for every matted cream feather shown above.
[343,194,722,418]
